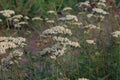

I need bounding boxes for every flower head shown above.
[63,7,72,11]
[0,10,15,17]
[112,31,120,38]
[93,8,109,15]
[86,40,96,45]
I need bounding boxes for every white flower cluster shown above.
[0,9,29,28]
[78,1,90,7]
[53,36,80,47]
[100,0,106,3]
[87,14,93,18]
[46,20,55,23]
[40,40,79,60]
[87,13,105,20]
[0,37,26,54]
[112,31,120,38]
[78,0,108,20]
[18,21,28,25]
[12,14,23,19]
[0,37,26,69]
[93,8,109,15]
[98,2,106,7]
[98,0,106,7]
[40,25,80,59]
[40,43,66,59]
[40,7,81,59]
[58,14,78,22]
[47,10,56,15]
[0,19,2,22]
[1,49,24,69]
[42,26,72,36]
[0,10,15,17]
[84,24,100,30]
[66,15,78,21]
[53,36,70,42]
[78,78,89,80]
[24,16,29,20]
[10,14,29,28]
[62,7,72,11]
[86,40,96,45]
[32,17,43,21]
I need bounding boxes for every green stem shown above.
[1,68,5,80]
[58,0,64,11]
[6,18,10,30]
[56,59,67,80]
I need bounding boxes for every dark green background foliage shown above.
[0,0,119,16]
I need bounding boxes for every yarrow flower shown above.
[63,7,72,11]
[86,40,96,45]
[1,13,29,28]
[100,0,106,3]
[98,2,106,7]
[93,8,109,15]
[72,22,83,26]
[0,19,2,22]
[24,16,29,20]
[78,78,89,80]
[13,19,19,22]
[53,36,70,42]
[1,49,24,69]
[58,17,67,21]
[0,37,26,69]
[46,20,55,23]
[13,20,28,28]
[32,17,43,21]
[42,26,72,36]
[78,1,90,7]
[39,4,80,60]
[12,14,23,19]
[112,31,120,38]
[66,14,78,22]
[68,41,80,48]
[47,10,56,15]
[84,24,99,29]
[0,10,15,17]
[18,21,28,25]
[0,37,26,54]
[40,43,66,57]
[40,25,80,59]
[40,41,80,59]
[53,36,80,48]
[58,14,78,22]
[87,14,93,18]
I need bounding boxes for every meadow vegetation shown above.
[0,0,120,80]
